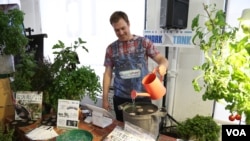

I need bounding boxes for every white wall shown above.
[20,0,41,34]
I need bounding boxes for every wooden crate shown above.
[0,78,13,107]
[0,105,15,131]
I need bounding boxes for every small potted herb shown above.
[176,115,220,141]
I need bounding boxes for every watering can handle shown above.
[152,68,163,82]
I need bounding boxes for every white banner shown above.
[143,29,194,48]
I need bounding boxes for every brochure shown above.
[15,91,43,120]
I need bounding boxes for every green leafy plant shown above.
[11,51,37,91]
[45,38,102,108]
[30,58,54,93]
[0,128,15,141]
[176,115,220,141]
[0,8,28,55]
[191,3,250,124]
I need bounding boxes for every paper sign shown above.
[56,99,79,129]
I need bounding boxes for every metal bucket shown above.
[119,102,166,138]
[0,55,15,74]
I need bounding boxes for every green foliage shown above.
[45,38,102,107]
[30,58,54,92]
[11,51,37,91]
[0,9,28,55]
[0,128,14,141]
[191,4,250,123]
[11,52,54,96]
[176,115,220,141]
[11,37,101,110]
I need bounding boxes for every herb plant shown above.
[11,51,37,91]
[176,115,220,141]
[192,4,250,123]
[45,38,102,108]
[0,8,28,55]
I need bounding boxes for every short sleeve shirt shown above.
[104,35,159,98]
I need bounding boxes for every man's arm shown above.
[152,53,169,76]
[102,66,113,110]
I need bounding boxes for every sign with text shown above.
[222,125,250,141]
[143,29,194,48]
[57,99,79,129]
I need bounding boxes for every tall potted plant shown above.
[0,8,28,74]
[191,4,250,123]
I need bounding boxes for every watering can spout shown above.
[131,90,150,99]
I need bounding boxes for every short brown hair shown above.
[109,11,130,25]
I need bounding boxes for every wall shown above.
[20,0,41,34]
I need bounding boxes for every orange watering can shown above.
[131,68,166,100]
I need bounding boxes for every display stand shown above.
[159,47,180,137]
[92,111,113,128]
[82,103,114,128]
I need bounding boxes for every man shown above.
[102,11,168,122]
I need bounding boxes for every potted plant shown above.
[11,51,54,115]
[175,115,220,141]
[44,37,102,109]
[191,4,250,123]
[0,8,28,74]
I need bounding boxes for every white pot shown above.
[0,54,15,74]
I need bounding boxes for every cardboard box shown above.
[0,105,15,120]
[0,105,15,131]
[0,78,13,106]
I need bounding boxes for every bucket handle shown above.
[118,102,130,110]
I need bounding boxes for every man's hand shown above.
[158,65,167,77]
[102,100,111,111]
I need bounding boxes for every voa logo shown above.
[226,129,246,136]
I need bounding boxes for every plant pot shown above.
[0,55,15,74]
[118,102,167,138]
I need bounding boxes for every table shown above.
[12,116,172,141]
[14,119,123,141]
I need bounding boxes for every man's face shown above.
[112,18,131,41]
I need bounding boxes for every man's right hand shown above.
[103,100,110,111]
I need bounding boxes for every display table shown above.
[10,116,172,141]
[14,118,123,141]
